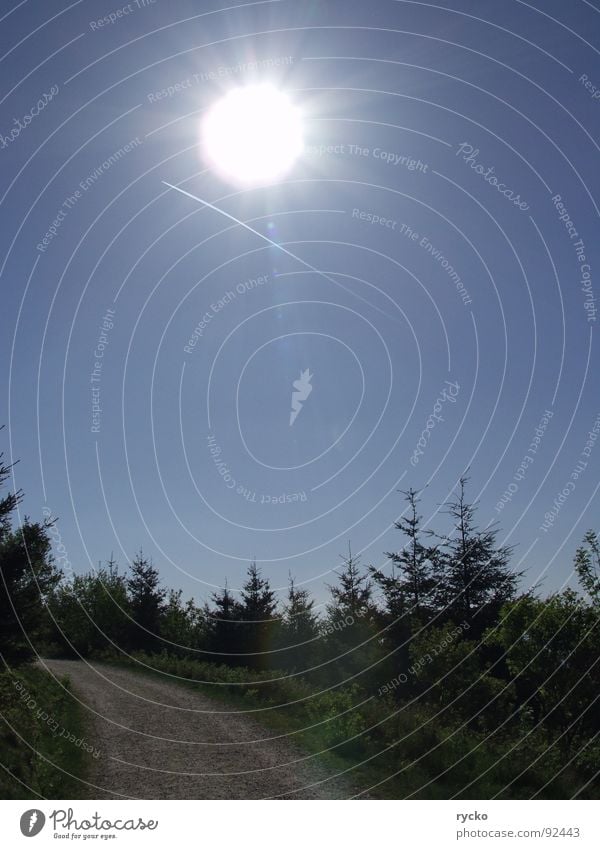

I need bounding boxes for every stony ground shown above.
[43,659,359,799]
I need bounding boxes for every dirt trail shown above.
[43,659,357,799]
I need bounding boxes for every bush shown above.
[0,665,91,799]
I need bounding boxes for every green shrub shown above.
[0,665,91,799]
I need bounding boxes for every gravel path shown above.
[43,659,358,800]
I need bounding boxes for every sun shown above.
[201,84,304,186]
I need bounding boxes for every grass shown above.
[0,663,93,799]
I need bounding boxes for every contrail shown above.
[161,181,396,321]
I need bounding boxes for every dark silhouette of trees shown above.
[239,561,277,669]
[241,560,277,619]
[0,444,61,664]
[49,562,130,657]
[574,530,600,605]
[126,550,166,651]
[377,488,438,619]
[370,489,438,682]
[207,581,242,663]
[326,544,374,624]
[161,589,207,653]
[278,574,320,671]
[324,545,381,686]
[488,590,600,755]
[433,477,520,634]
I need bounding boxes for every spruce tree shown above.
[279,574,320,671]
[369,489,437,689]
[435,477,519,633]
[324,545,381,686]
[326,544,374,624]
[369,558,413,687]
[239,561,277,669]
[209,581,242,663]
[373,488,437,620]
[283,574,319,640]
[240,560,277,620]
[126,550,166,651]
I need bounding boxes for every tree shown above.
[161,589,207,653]
[49,562,130,657]
[279,574,320,671]
[369,490,440,695]
[369,557,415,693]
[282,574,319,641]
[326,544,374,624]
[372,488,438,620]
[324,545,380,686]
[434,477,519,633]
[91,559,130,651]
[239,561,278,669]
[0,443,62,664]
[574,530,600,605]
[126,550,166,651]
[207,581,242,663]
[407,620,511,727]
[240,560,277,620]
[487,591,600,754]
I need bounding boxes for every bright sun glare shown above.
[201,84,304,186]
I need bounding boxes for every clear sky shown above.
[1,0,599,611]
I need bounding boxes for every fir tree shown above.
[240,560,277,620]
[325,544,380,687]
[435,477,519,632]
[283,574,319,640]
[279,574,320,671]
[208,581,242,662]
[373,488,437,619]
[126,550,166,651]
[239,561,277,669]
[326,543,373,624]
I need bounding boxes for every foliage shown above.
[0,447,62,665]
[0,665,90,799]
[238,561,278,669]
[574,530,600,605]
[375,487,438,619]
[486,591,600,751]
[48,565,130,657]
[433,476,520,634]
[126,550,166,651]
[277,574,320,673]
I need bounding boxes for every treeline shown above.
[42,483,600,796]
[43,482,520,676]
[2,436,600,796]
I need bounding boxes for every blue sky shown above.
[1,0,599,610]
